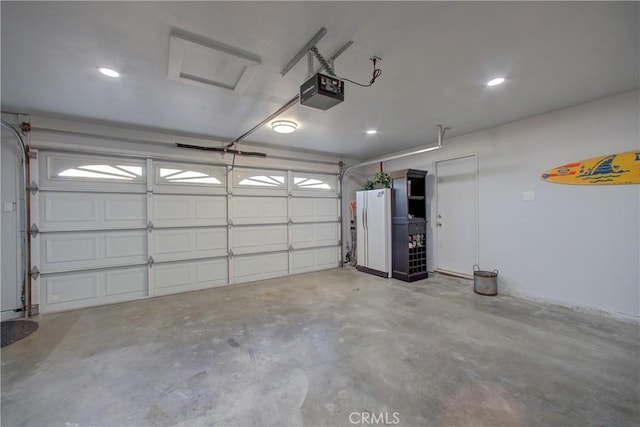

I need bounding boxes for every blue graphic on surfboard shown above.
[542,151,640,185]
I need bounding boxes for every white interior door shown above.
[435,155,478,277]
[1,135,22,318]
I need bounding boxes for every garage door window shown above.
[49,156,145,183]
[294,178,330,189]
[233,169,286,189]
[293,176,334,190]
[292,173,338,197]
[155,163,226,187]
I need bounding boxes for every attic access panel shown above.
[168,31,261,93]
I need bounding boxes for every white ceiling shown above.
[1,2,638,159]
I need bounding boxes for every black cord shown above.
[341,57,382,88]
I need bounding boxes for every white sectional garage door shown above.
[150,161,229,297]
[30,151,339,313]
[32,153,149,312]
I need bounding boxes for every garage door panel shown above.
[45,272,99,305]
[291,198,338,222]
[45,195,96,223]
[154,263,192,289]
[234,252,289,283]
[232,225,288,254]
[291,247,339,274]
[196,198,226,220]
[153,258,228,296]
[106,268,147,296]
[45,235,97,264]
[153,195,227,227]
[41,231,146,272]
[154,232,191,255]
[41,267,148,312]
[41,193,146,230]
[291,223,338,249]
[105,197,147,221]
[154,197,189,220]
[196,261,227,282]
[153,228,227,262]
[232,197,287,224]
[105,233,147,259]
[197,229,227,252]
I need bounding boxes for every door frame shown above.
[434,153,479,278]
[1,134,25,319]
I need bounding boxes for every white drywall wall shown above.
[383,90,640,319]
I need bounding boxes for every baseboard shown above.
[434,269,473,280]
[498,286,640,325]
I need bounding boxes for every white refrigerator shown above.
[356,188,392,278]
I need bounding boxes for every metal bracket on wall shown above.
[228,249,234,258]
[28,181,39,195]
[30,266,40,280]
[147,221,154,233]
[12,304,39,315]
[147,256,155,268]
[30,223,39,238]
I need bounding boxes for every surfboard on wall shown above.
[542,151,640,185]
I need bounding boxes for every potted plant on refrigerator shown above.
[363,171,391,190]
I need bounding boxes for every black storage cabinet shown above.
[390,169,428,282]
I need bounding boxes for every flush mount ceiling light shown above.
[271,120,297,134]
[98,67,120,78]
[366,129,378,135]
[487,77,505,87]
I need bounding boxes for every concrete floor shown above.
[1,268,638,427]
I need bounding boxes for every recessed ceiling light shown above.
[98,67,120,78]
[366,129,378,135]
[487,77,505,87]
[271,120,297,134]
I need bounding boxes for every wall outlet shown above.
[523,191,535,201]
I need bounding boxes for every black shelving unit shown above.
[390,169,428,282]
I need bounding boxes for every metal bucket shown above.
[473,265,498,296]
